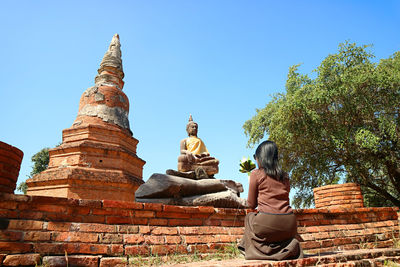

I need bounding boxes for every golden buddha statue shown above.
[177,115,219,176]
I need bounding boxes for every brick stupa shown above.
[26,34,145,201]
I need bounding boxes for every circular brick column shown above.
[0,141,24,194]
[313,183,364,209]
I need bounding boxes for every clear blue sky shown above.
[1,1,399,202]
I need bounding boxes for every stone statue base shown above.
[135,172,247,209]
[177,159,219,176]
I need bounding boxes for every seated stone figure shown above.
[135,114,246,208]
[178,115,219,176]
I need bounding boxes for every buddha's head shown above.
[186,115,198,137]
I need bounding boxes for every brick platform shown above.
[0,192,398,266]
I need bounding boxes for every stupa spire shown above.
[75,33,131,131]
[95,34,124,89]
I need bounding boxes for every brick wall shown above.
[0,192,398,266]
[0,142,23,194]
[313,183,364,209]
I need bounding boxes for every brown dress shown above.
[238,169,303,260]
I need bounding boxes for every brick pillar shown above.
[313,183,364,209]
[0,141,23,194]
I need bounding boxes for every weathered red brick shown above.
[204,219,222,226]
[100,257,128,267]
[151,226,178,235]
[2,253,41,266]
[145,235,165,244]
[15,210,44,220]
[151,244,187,255]
[80,215,106,224]
[220,220,244,227]
[184,235,218,244]
[208,242,228,251]
[125,245,150,256]
[99,233,123,243]
[320,239,335,247]
[156,211,192,219]
[108,244,124,255]
[8,220,44,230]
[208,214,238,220]
[92,207,133,216]
[178,226,200,235]
[79,223,117,233]
[142,202,163,211]
[47,221,72,231]
[0,201,17,210]
[0,208,23,219]
[0,192,29,202]
[34,204,68,213]
[191,213,212,219]
[64,243,108,254]
[187,244,209,253]
[52,232,99,243]
[42,255,100,267]
[67,206,90,215]
[148,218,168,226]
[23,231,51,241]
[219,234,240,243]
[139,225,152,234]
[33,243,65,254]
[0,242,32,253]
[106,216,147,225]
[333,238,353,246]
[229,227,244,235]
[314,232,330,239]
[298,220,320,227]
[168,218,203,226]
[197,206,215,213]
[163,205,196,213]
[165,236,181,244]
[45,213,83,223]
[0,231,22,241]
[301,240,321,249]
[118,225,139,234]
[134,210,155,218]
[215,207,246,216]
[123,234,145,244]
[200,226,230,235]
[103,199,142,209]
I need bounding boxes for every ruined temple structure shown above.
[26,34,145,201]
[0,141,23,194]
[313,183,364,209]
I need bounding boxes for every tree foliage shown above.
[244,42,400,208]
[29,148,50,177]
[16,147,50,194]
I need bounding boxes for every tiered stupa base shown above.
[26,167,142,201]
[27,124,145,201]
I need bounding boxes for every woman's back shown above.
[247,168,292,214]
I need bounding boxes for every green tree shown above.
[243,42,400,208]
[16,147,50,194]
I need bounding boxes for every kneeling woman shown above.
[238,140,303,260]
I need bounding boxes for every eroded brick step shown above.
[1,248,400,266]
[167,248,400,267]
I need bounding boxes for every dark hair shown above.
[254,140,285,181]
